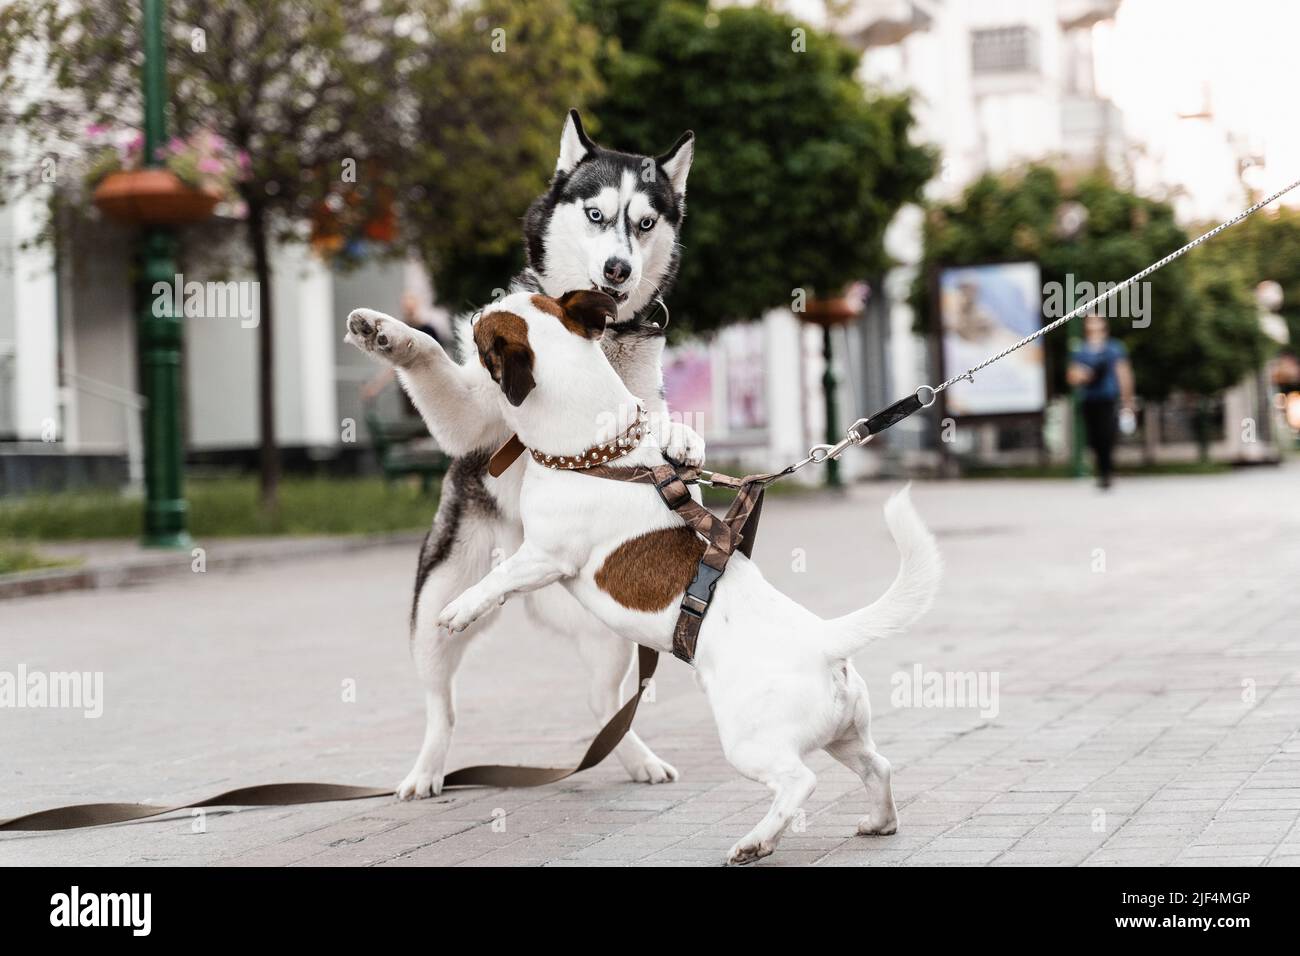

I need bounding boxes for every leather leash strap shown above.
[576,462,774,664]
[0,646,658,832]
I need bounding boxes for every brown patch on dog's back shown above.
[530,294,564,320]
[532,293,598,340]
[596,526,704,612]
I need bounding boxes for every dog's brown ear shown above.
[475,312,536,407]
[497,341,536,406]
[557,289,618,340]
[480,336,536,407]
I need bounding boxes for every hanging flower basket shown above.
[800,296,859,327]
[82,125,249,225]
[798,283,869,328]
[309,167,398,261]
[93,168,220,225]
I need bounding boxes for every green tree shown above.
[0,0,420,511]
[577,0,936,333]
[396,0,604,312]
[1204,205,1300,347]
[912,166,1268,408]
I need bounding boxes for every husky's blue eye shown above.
[639,217,656,232]
[586,208,603,223]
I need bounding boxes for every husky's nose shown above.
[603,257,632,285]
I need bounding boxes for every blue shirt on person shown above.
[1071,339,1126,402]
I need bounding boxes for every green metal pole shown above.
[138,0,190,547]
[822,325,842,488]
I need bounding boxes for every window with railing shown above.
[971,26,1040,74]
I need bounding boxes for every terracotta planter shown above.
[800,296,859,327]
[93,169,220,225]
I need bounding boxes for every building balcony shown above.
[1058,0,1121,31]
[835,0,935,50]
[1060,93,1125,167]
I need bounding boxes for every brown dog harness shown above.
[488,416,779,663]
[574,462,774,663]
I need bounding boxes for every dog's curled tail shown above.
[820,484,941,661]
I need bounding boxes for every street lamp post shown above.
[822,326,842,488]
[137,0,190,547]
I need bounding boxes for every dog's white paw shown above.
[396,767,444,801]
[661,421,706,469]
[345,308,418,366]
[627,755,679,785]
[855,812,898,836]
[727,838,775,866]
[437,591,489,633]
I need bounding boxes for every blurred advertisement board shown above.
[938,262,1045,417]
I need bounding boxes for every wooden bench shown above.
[363,403,448,494]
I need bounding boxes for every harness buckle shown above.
[654,472,691,510]
[681,561,724,617]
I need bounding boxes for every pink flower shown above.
[198,157,224,174]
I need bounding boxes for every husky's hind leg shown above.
[397,495,504,800]
[525,588,679,785]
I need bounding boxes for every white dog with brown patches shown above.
[435,288,943,865]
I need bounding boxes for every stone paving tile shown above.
[3,466,1299,866]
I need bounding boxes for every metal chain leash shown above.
[770,175,1300,478]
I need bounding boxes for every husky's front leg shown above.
[345,308,497,456]
[437,542,570,633]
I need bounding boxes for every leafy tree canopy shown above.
[1200,204,1300,348]
[579,0,936,333]
[0,0,423,509]
[396,0,604,311]
[0,0,415,233]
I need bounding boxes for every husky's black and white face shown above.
[523,110,693,327]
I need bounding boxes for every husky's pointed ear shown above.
[657,130,694,196]
[557,108,597,176]
[558,289,618,340]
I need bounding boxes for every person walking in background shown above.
[1067,313,1135,489]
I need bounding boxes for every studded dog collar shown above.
[529,405,647,471]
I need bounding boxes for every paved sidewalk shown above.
[2,466,1298,866]
[0,531,425,600]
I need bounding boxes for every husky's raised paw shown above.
[345,308,422,367]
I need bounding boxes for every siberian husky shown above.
[346,111,699,798]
